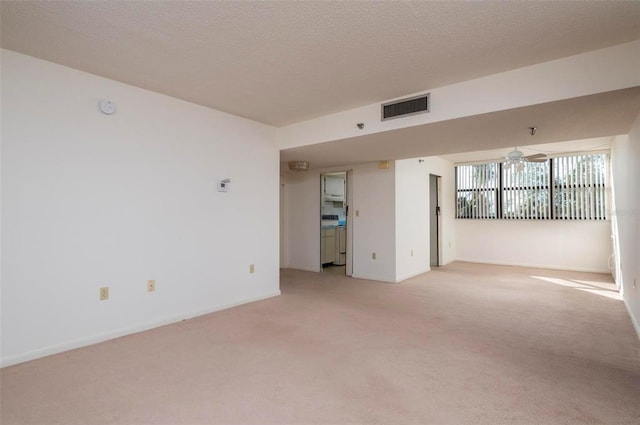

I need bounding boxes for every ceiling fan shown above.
[504,148,547,163]
[502,127,548,170]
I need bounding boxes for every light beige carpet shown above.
[2,262,639,425]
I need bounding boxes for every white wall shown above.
[282,162,397,282]
[456,220,611,273]
[351,163,396,282]
[610,114,640,338]
[282,171,322,272]
[283,157,456,283]
[1,50,281,366]
[277,41,640,150]
[395,157,456,282]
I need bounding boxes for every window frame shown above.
[455,152,608,221]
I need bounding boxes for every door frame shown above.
[346,170,353,276]
[319,170,353,276]
[429,174,442,267]
[280,183,285,268]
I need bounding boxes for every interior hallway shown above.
[2,262,639,425]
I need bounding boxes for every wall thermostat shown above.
[98,99,116,115]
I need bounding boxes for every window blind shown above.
[552,153,607,220]
[455,153,608,220]
[503,161,550,220]
[455,163,498,219]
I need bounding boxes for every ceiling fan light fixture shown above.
[503,146,530,172]
[506,148,524,161]
[500,128,548,172]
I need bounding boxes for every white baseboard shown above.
[1,290,281,368]
[395,268,430,283]
[351,273,396,283]
[623,298,640,341]
[285,264,322,273]
[455,258,610,274]
[288,266,429,284]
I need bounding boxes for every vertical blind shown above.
[456,163,498,219]
[455,153,607,220]
[503,161,550,220]
[552,154,607,220]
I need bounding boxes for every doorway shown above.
[430,174,441,267]
[280,183,286,269]
[320,171,352,276]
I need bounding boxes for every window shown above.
[502,161,550,220]
[456,163,498,219]
[455,153,607,220]
[552,154,607,220]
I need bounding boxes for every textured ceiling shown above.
[1,1,639,126]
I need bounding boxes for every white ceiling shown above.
[440,137,614,165]
[2,1,639,127]
[279,88,640,171]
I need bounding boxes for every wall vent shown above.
[381,93,430,121]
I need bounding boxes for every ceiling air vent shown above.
[381,93,430,121]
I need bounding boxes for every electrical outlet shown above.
[372,252,376,260]
[147,280,155,292]
[411,249,414,257]
[249,264,255,274]
[99,287,109,301]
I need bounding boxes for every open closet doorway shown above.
[320,171,352,276]
[430,174,441,267]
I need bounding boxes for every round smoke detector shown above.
[98,99,116,115]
